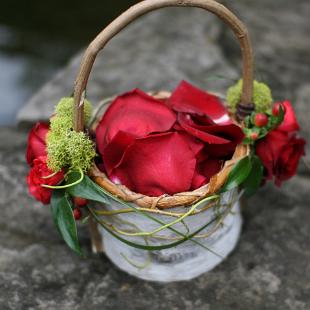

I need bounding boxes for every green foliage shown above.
[47,97,96,173]
[66,172,222,255]
[51,190,82,256]
[67,171,111,204]
[221,156,252,192]
[242,156,264,197]
[243,105,285,145]
[221,155,265,196]
[227,80,273,113]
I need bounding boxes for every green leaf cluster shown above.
[221,155,264,197]
[227,80,273,113]
[50,155,264,257]
[52,171,223,256]
[46,97,96,173]
[243,106,285,145]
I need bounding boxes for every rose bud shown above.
[256,130,305,186]
[254,113,268,127]
[73,208,82,220]
[73,196,88,207]
[250,132,259,141]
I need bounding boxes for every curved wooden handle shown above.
[73,0,254,131]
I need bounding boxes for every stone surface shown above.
[3,1,310,309]
[17,7,236,125]
[221,0,310,100]
[0,127,309,310]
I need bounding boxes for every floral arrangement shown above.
[26,80,306,255]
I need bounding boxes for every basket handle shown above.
[73,0,254,131]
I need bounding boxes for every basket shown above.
[73,0,253,203]
[71,0,254,281]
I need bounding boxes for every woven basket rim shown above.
[88,91,249,210]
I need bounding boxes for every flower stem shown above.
[98,195,218,237]
[41,171,61,179]
[41,168,84,189]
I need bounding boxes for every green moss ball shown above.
[227,80,273,113]
[55,97,92,125]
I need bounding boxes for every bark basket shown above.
[72,0,255,281]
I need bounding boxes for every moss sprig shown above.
[47,97,96,173]
[55,97,92,124]
[227,80,273,113]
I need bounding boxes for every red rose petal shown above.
[167,80,231,124]
[177,113,244,157]
[26,122,49,165]
[275,135,305,186]
[191,170,207,189]
[111,132,196,196]
[277,100,300,133]
[101,131,135,175]
[191,158,223,189]
[256,130,290,180]
[199,158,223,181]
[178,113,230,144]
[96,89,176,155]
[177,132,205,157]
[27,156,64,204]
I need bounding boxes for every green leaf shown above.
[258,127,268,138]
[221,156,252,192]
[66,171,110,204]
[274,104,285,126]
[243,156,264,196]
[243,137,253,145]
[51,190,82,256]
[244,115,251,128]
[267,105,285,129]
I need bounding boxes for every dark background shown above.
[0,0,137,125]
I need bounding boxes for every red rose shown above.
[256,101,306,186]
[27,156,64,204]
[256,131,305,186]
[256,101,305,186]
[96,81,244,196]
[26,122,49,165]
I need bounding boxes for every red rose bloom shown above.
[256,131,305,186]
[26,122,49,165]
[256,101,305,186]
[96,81,244,196]
[27,156,64,204]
